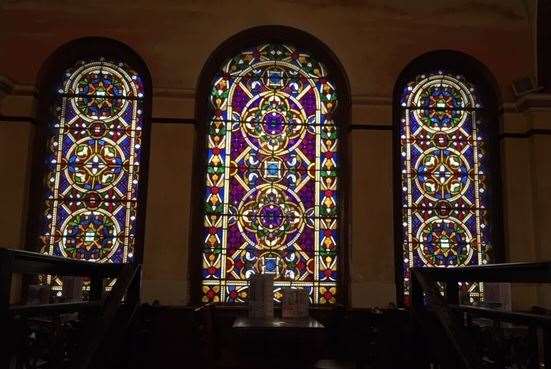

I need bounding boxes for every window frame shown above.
[190,26,352,305]
[392,50,505,306]
[27,37,153,270]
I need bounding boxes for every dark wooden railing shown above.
[411,262,551,369]
[1,247,141,369]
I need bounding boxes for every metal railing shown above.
[1,247,141,369]
[411,262,551,369]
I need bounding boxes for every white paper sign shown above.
[282,288,308,319]
[248,274,274,319]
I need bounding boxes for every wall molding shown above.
[3,76,551,111]
[0,114,37,124]
[349,124,392,131]
[153,87,195,99]
[500,128,551,139]
[152,117,195,124]
[3,76,551,131]
[2,74,551,110]
[0,76,14,96]
[0,75,37,97]
[501,93,551,113]
[351,95,392,106]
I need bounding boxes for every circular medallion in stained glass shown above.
[410,75,474,133]
[414,147,471,202]
[237,184,305,249]
[60,209,121,262]
[238,93,308,154]
[68,63,132,121]
[416,217,474,267]
[65,137,126,193]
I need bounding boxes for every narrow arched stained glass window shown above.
[201,44,339,304]
[40,58,145,290]
[399,71,491,303]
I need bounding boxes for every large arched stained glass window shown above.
[201,43,340,304]
[39,57,147,290]
[399,71,492,303]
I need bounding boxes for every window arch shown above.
[29,38,152,290]
[393,51,503,305]
[193,27,351,304]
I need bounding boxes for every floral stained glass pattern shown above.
[40,58,145,290]
[399,72,491,303]
[201,44,339,304]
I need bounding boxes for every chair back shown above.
[193,303,217,368]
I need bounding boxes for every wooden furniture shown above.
[232,315,327,369]
[232,316,324,330]
[411,261,551,369]
[313,359,356,369]
[1,247,141,369]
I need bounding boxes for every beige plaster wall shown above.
[501,134,538,310]
[0,0,535,100]
[349,129,395,306]
[0,121,34,249]
[529,125,551,309]
[142,123,195,305]
[0,0,547,308]
[500,107,551,310]
[0,121,34,303]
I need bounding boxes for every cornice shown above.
[4,79,551,127]
[0,75,37,97]
[514,93,551,112]
[153,87,195,99]
[0,75,16,97]
[501,93,551,113]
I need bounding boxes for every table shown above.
[231,316,326,368]
[233,316,325,330]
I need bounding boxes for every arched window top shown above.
[37,37,151,103]
[193,27,350,305]
[394,50,500,110]
[196,26,350,125]
[400,72,480,111]
[209,42,339,149]
[394,51,502,306]
[58,58,145,101]
[29,39,152,292]
[214,42,332,79]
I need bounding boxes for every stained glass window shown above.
[201,43,339,304]
[40,58,145,291]
[399,71,491,303]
